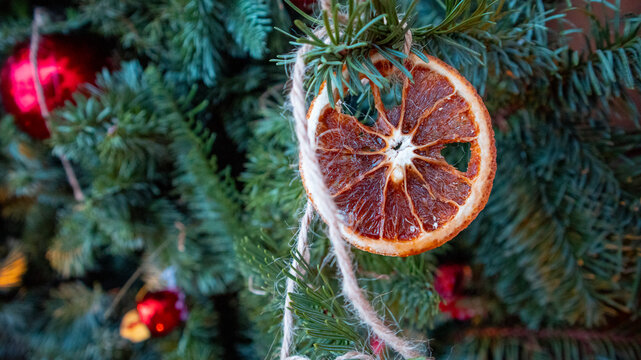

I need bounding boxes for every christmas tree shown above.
[1,0,640,359]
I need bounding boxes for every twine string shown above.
[30,8,85,202]
[280,4,421,358]
[280,203,314,360]
[285,354,374,360]
[403,25,413,56]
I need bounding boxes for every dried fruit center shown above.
[386,130,415,182]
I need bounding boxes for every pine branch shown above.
[471,113,641,327]
[170,107,243,295]
[451,326,641,359]
[76,0,271,87]
[288,267,369,357]
[412,0,498,38]
[46,208,99,277]
[356,252,441,330]
[0,301,31,359]
[33,283,116,358]
[157,304,224,359]
[421,0,560,95]
[211,64,285,150]
[0,17,31,55]
[241,95,306,243]
[164,0,227,86]
[483,1,641,123]
[0,13,85,55]
[51,63,174,186]
[223,0,272,59]
[0,119,69,203]
[277,0,420,103]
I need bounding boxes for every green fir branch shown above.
[472,114,641,328]
[277,0,417,103]
[451,326,641,359]
[170,110,243,295]
[223,0,272,58]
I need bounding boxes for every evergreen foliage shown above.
[0,0,640,359]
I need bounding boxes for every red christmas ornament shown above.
[369,334,385,356]
[434,264,472,302]
[434,264,476,320]
[0,35,108,139]
[136,289,188,337]
[290,0,317,13]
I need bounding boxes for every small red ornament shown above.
[434,264,472,302]
[0,35,108,139]
[290,0,317,13]
[435,264,477,320]
[369,334,385,356]
[136,289,188,337]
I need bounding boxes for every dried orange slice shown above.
[301,52,496,256]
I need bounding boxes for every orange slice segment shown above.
[301,52,496,256]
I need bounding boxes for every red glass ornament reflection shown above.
[0,35,107,139]
[136,289,188,337]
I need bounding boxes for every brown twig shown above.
[103,264,145,319]
[103,239,173,319]
[30,8,85,202]
[174,221,186,252]
[465,327,641,343]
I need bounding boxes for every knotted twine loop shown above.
[30,8,85,202]
[280,3,421,359]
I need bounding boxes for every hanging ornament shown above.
[369,334,385,356]
[434,264,485,321]
[290,0,317,13]
[119,309,151,343]
[301,52,496,256]
[434,264,472,302]
[136,288,188,337]
[0,35,109,139]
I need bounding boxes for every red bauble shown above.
[136,289,188,337]
[435,264,477,320]
[369,334,385,356]
[434,264,471,302]
[290,0,317,13]
[0,35,108,139]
